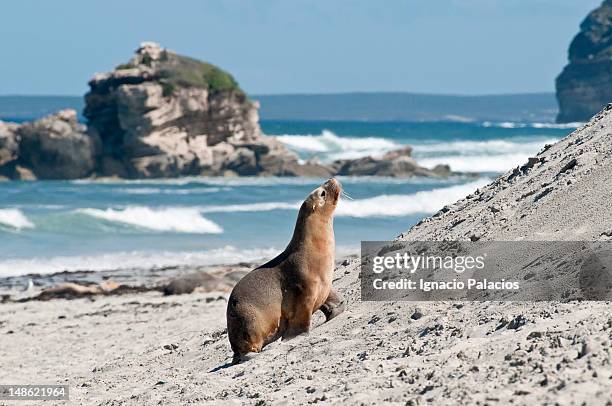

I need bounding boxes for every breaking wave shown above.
[77,207,223,234]
[275,130,399,161]
[0,209,35,230]
[413,138,558,173]
[335,179,490,217]
[413,138,557,155]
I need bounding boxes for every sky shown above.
[0,0,602,96]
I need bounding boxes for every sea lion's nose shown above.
[325,178,339,188]
[324,178,342,199]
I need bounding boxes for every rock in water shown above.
[0,110,96,180]
[84,42,329,178]
[0,121,20,177]
[332,146,454,177]
[556,0,612,123]
[18,110,97,179]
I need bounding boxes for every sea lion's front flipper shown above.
[319,288,346,322]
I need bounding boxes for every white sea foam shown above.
[0,209,35,230]
[413,138,558,155]
[530,122,583,129]
[335,179,489,218]
[481,121,582,129]
[275,130,399,161]
[78,207,223,234]
[414,138,559,172]
[443,115,475,123]
[419,154,534,173]
[0,246,279,277]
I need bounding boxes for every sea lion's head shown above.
[305,178,342,217]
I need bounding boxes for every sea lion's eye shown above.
[321,190,326,197]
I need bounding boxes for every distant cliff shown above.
[556,0,612,123]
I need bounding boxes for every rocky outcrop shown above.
[0,122,19,170]
[556,0,612,123]
[331,146,452,177]
[0,110,97,180]
[84,42,331,178]
[18,110,97,179]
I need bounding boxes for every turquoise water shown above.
[0,120,576,276]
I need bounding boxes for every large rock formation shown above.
[0,110,97,180]
[556,0,612,123]
[84,42,328,178]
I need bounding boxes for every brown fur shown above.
[226,178,345,364]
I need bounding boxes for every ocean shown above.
[0,120,578,277]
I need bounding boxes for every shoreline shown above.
[0,254,359,303]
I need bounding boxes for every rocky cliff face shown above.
[556,0,612,123]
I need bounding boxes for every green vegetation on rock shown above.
[131,51,242,96]
[202,65,239,93]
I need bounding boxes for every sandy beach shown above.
[1,264,610,405]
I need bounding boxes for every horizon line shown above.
[0,91,557,99]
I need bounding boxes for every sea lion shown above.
[226,178,345,364]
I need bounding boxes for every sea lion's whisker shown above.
[341,191,354,200]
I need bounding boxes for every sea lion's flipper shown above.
[232,353,243,365]
[319,289,346,322]
[282,309,312,340]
